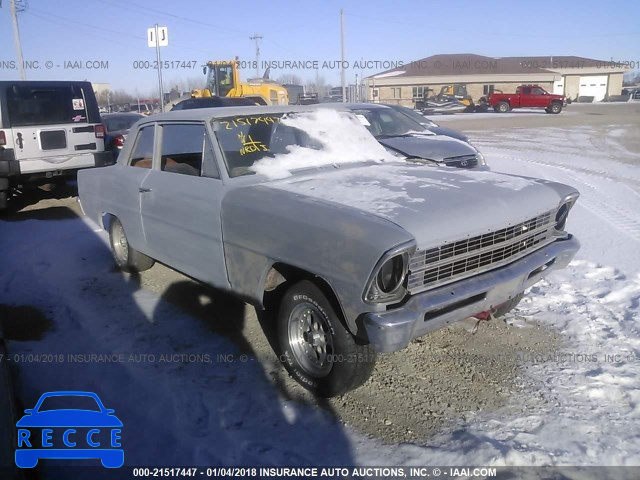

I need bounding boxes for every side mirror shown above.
[105,409,115,414]
[24,409,34,414]
[202,66,207,75]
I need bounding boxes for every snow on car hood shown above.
[378,134,474,161]
[267,162,566,248]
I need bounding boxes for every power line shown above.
[99,0,249,36]
[345,12,640,38]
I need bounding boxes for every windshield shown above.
[392,105,438,128]
[103,114,143,132]
[213,108,393,179]
[351,107,429,137]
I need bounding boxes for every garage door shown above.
[579,75,608,101]
[553,79,565,95]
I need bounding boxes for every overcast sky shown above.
[0,0,638,93]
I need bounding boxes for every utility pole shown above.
[340,9,346,102]
[8,0,26,80]
[250,34,262,78]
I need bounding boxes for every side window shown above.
[159,124,206,177]
[129,126,155,168]
[531,87,544,95]
[521,87,531,95]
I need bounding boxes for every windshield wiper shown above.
[404,156,439,166]
[375,134,414,139]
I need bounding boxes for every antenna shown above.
[250,34,263,78]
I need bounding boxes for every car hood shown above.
[17,411,123,427]
[427,126,469,143]
[266,162,572,249]
[377,134,474,161]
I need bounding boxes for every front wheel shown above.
[277,280,376,397]
[109,217,154,272]
[549,102,562,114]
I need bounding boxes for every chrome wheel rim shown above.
[288,303,334,377]
[111,221,129,264]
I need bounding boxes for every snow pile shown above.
[250,108,393,179]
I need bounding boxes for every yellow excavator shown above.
[166,60,289,109]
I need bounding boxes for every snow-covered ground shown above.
[1,120,639,477]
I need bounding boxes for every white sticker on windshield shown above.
[72,98,85,110]
[355,114,370,126]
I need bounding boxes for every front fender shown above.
[221,185,413,330]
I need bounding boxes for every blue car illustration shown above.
[15,391,123,468]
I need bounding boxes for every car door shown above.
[139,122,229,288]
[517,87,531,107]
[530,87,547,108]
[118,124,156,250]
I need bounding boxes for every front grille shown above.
[407,210,555,293]
[443,154,477,168]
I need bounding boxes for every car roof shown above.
[138,104,329,124]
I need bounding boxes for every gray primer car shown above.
[78,105,580,397]
[324,103,485,169]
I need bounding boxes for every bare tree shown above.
[305,75,329,97]
[277,73,303,85]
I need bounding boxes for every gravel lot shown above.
[3,102,638,445]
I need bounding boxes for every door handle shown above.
[139,187,152,193]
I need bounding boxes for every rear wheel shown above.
[109,217,154,272]
[277,280,376,397]
[496,101,510,113]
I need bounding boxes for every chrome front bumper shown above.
[362,236,579,352]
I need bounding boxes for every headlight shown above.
[555,203,569,230]
[377,255,405,293]
[469,143,487,166]
[555,192,579,232]
[364,242,416,304]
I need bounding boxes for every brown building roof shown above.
[375,54,612,78]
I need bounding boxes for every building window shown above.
[391,87,401,99]
[412,86,425,98]
[483,84,495,95]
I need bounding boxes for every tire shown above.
[493,293,524,318]
[549,102,562,114]
[277,280,376,397]
[496,101,510,113]
[108,217,154,272]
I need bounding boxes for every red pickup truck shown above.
[488,85,565,114]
